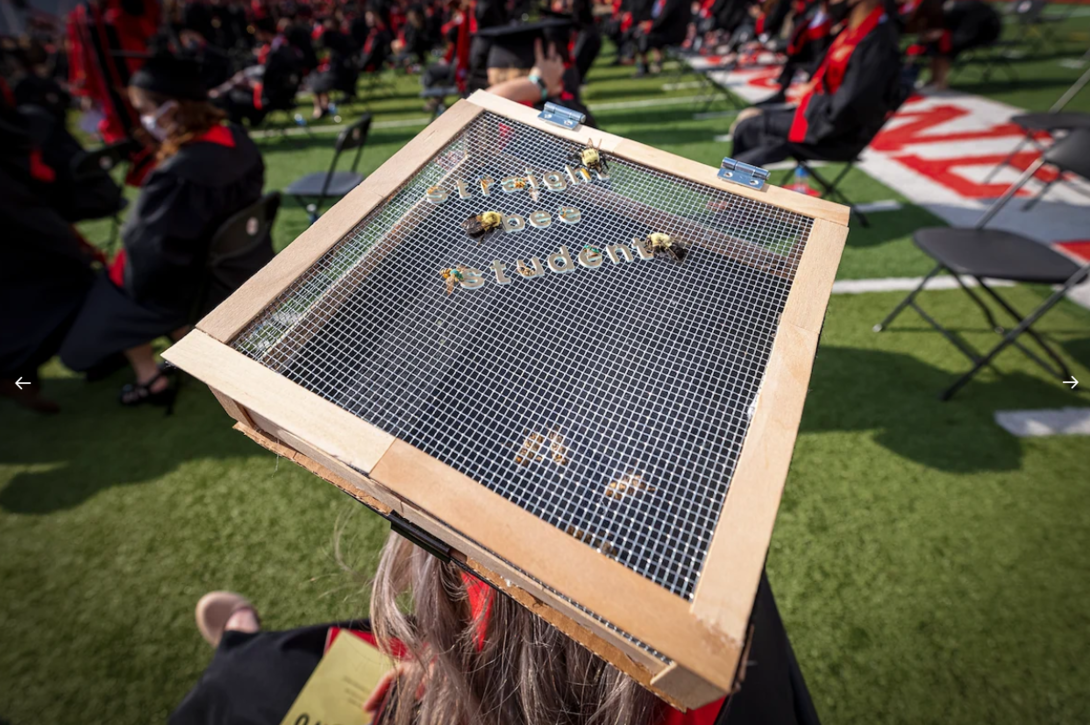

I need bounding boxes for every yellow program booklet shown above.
[279,629,394,725]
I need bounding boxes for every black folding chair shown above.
[779,64,918,228]
[191,191,281,321]
[420,86,461,119]
[284,114,372,224]
[1007,0,1071,56]
[949,40,1020,84]
[874,129,1090,401]
[982,64,1090,188]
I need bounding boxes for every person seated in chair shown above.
[919,0,1000,90]
[353,3,395,73]
[758,0,833,106]
[59,56,273,409]
[632,0,692,76]
[309,16,359,119]
[209,18,305,126]
[729,0,901,166]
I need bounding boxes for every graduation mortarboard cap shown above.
[479,18,572,70]
[130,54,208,101]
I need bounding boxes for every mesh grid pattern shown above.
[233,112,812,600]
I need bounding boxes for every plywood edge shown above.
[163,330,396,473]
[779,218,848,333]
[465,91,850,227]
[232,419,683,702]
[369,438,742,690]
[233,421,394,516]
[197,100,486,343]
[689,319,820,637]
[650,663,727,710]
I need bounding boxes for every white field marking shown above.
[854,200,904,213]
[254,94,715,140]
[661,81,703,91]
[763,159,828,170]
[830,276,1015,294]
[254,115,430,139]
[1059,58,1087,69]
[994,408,1090,437]
[713,133,733,142]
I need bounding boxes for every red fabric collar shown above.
[192,124,236,148]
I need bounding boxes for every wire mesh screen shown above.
[232,111,813,601]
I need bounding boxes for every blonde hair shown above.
[370,532,662,725]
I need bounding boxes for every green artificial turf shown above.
[4,33,1090,725]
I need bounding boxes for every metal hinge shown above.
[718,157,770,190]
[387,512,453,563]
[539,102,585,130]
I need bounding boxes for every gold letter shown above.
[633,237,654,260]
[578,247,603,268]
[426,186,449,204]
[559,207,582,224]
[516,258,545,278]
[543,171,567,191]
[460,267,485,289]
[501,176,523,193]
[606,244,633,264]
[480,176,494,196]
[491,260,511,284]
[529,211,552,228]
[503,213,526,233]
[547,246,576,274]
[455,179,472,199]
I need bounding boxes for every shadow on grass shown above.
[800,345,1082,472]
[0,375,253,515]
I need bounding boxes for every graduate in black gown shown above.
[632,0,692,76]
[730,0,902,166]
[210,18,305,127]
[309,16,359,119]
[59,56,273,409]
[0,79,96,414]
[920,0,1000,89]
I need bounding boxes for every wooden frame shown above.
[164,91,848,710]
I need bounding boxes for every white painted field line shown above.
[831,276,1015,294]
[254,115,430,139]
[995,408,1090,437]
[594,94,704,110]
[661,81,703,91]
[854,200,903,213]
[713,133,732,142]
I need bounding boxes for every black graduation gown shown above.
[642,0,693,48]
[58,124,272,372]
[942,0,1001,57]
[732,12,902,166]
[0,113,95,378]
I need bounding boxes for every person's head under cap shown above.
[480,19,571,85]
[128,53,225,159]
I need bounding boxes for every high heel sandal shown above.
[119,370,178,414]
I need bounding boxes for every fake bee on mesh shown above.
[463,210,503,240]
[645,232,687,264]
[568,138,609,176]
[604,472,656,501]
[440,265,471,295]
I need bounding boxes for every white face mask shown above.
[140,100,177,141]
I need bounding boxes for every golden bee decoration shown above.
[569,138,608,175]
[547,428,569,466]
[515,432,546,465]
[440,266,469,295]
[647,232,686,264]
[604,473,655,500]
[463,210,503,240]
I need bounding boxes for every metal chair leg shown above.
[940,267,1090,400]
[874,263,945,331]
[977,281,1073,380]
[982,134,1030,184]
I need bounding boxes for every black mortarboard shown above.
[479,19,573,70]
[130,54,208,101]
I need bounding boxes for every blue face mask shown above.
[140,100,177,141]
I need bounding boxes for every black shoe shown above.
[119,371,177,414]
